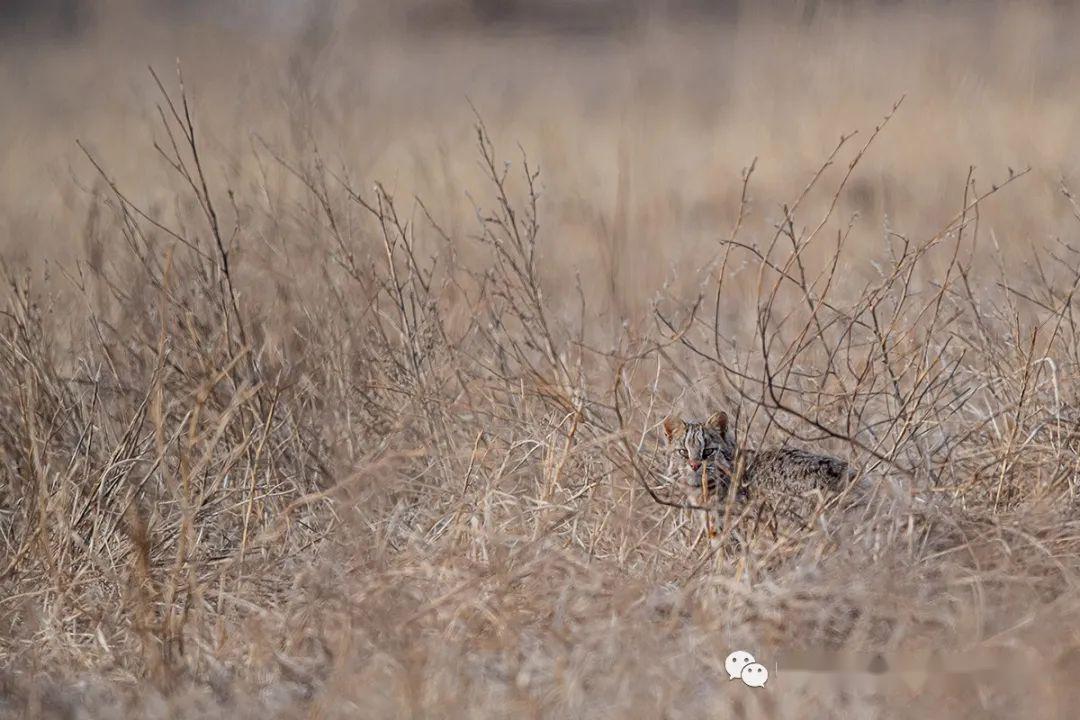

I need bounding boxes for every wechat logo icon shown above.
[726,650,770,688]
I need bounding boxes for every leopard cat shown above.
[662,411,853,539]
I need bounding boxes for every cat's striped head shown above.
[662,412,735,488]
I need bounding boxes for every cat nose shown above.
[689,461,701,471]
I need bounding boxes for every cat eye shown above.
[676,449,688,458]
[702,448,715,458]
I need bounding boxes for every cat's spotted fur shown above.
[662,411,852,538]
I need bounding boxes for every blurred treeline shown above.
[0,0,1059,39]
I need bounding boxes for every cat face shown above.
[662,412,735,489]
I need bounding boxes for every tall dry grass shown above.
[5,2,1080,718]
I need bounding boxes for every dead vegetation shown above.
[6,4,1080,718]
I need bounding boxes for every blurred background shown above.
[4,2,1078,287]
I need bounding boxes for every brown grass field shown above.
[6,1,1080,717]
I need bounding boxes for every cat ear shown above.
[662,416,684,442]
[705,411,729,434]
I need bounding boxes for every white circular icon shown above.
[740,662,769,688]
[725,650,756,680]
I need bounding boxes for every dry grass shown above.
[5,2,1080,718]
